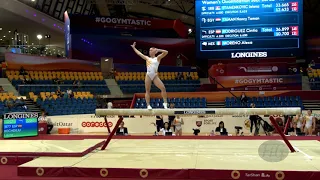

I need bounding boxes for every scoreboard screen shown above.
[2,112,39,139]
[195,0,304,59]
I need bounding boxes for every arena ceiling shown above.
[93,0,320,35]
[92,0,195,27]
[2,0,320,50]
[0,8,64,47]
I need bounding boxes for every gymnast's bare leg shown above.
[145,75,152,109]
[153,76,168,109]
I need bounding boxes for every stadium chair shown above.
[8,71,110,96]
[116,71,201,94]
[134,97,207,109]
[225,96,303,109]
[36,91,97,116]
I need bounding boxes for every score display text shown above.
[195,0,303,59]
[2,112,39,138]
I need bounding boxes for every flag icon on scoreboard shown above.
[216,41,222,45]
[216,29,222,34]
[216,6,221,10]
[215,18,221,22]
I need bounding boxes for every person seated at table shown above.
[116,121,128,135]
[38,111,53,134]
[288,122,301,136]
[215,121,227,135]
[160,122,173,136]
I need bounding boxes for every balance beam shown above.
[96,107,300,116]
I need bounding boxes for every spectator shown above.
[240,92,248,107]
[56,87,62,97]
[5,98,15,111]
[24,77,34,84]
[107,101,113,109]
[62,91,68,99]
[307,65,313,74]
[299,67,304,75]
[174,115,184,136]
[116,121,128,135]
[38,111,53,134]
[66,89,73,98]
[19,66,27,75]
[0,86,4,92]
[73,80,81,89]
[303,110,316,136]
[160,122,172,136]
[310,60,315,67]
[288,122,301,136]
[186,72,192,80]
[15,97,27,110]
[215,121,227,135]
[176,72,183,80]
[53,77,63,85]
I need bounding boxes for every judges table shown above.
[38,122,47,134]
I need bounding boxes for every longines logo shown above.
[231,52,267,58]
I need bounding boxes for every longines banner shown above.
[47,110,319,135]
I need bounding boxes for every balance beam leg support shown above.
[101,116,123,150]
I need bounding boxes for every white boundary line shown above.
[293,145,313,160]
[41,141,74,153]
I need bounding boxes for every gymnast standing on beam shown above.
[131,42,169,109]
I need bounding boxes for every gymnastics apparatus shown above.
[97,107,301,152]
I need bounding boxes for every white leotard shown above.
[174,117,183,131]
[294,116,302,128]
[305,116,314,129]
[146,57,159,80]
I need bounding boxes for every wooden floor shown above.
[19,139,320,171]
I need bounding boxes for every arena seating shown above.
[116,72,200,93]
[30,92,97,116]
[6,70,110,95]
[134,97,207,108]
[225,96,303,108]
[0,92,28,115]
[308,68,320,90]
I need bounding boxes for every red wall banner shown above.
[213,75,302,91]
[5,53,100,71]
[208,63,296,77]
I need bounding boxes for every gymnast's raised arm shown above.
[131,42,148,61]
[156,48,168,60]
